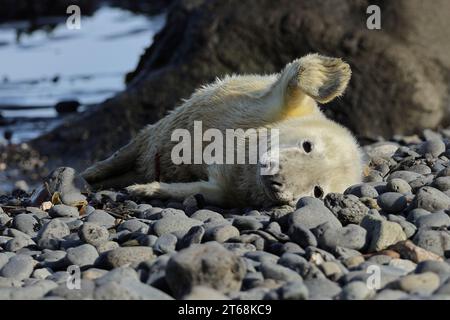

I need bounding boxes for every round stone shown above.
[433,176,450,192]
[204,225,240,243]
[190,210,224,222]
[66,244,99,268]
[289,203,342,230]
[117,219,149,234]
[153,234,178,254]
[36,219,70,250]
[0,254,34,280]
[85,210,116,228]
[165,242,246,298]
[48,204,79,218]
[395,272,440,295]
[152,216,202,237]
[339,281,374,300]
[415,212,450,228]
[12,214,40,236]
[387,178,412,194]
[103,247,156,268]
[419,139,446,157]
[412,187,450,212]
[377,192,407,214]
[78,222,109,246]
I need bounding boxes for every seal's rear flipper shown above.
[81,138,141,189]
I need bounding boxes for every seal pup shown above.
[82,53,363,208]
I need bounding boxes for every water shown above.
[0,6,165,143]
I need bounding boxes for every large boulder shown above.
[32,0,450,169]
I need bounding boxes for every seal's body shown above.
[82,54,363,208]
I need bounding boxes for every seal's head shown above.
[258,116,363,206]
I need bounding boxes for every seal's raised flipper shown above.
[267,53,351,119]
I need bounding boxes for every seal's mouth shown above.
[258,172,295,205]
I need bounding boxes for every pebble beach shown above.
[1,128,450,300]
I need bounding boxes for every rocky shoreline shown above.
[1,128,450,299]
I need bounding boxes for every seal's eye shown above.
[302,141,313,153]
[314,186,324,198]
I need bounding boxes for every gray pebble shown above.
[190,209,224,222]
[388,171,423,183]
[95,267,138,286]
[0,213,12,226]
[159,208,186,218]
[324,193,369,225]
[78,222,109,246]
[419,139,446,157]
[85,210,116,228]
[0,280,57,300]
[415,260,450,283]
[289,204,342,231]
[260,261,303,282]
[94,278,173,300]
[288,223,317,248]
[102,247,156,268]
[413,229,450,256]
[204,224,240,243]
[407,208,431,223]
[178,226,204,250]
[339,281,375,300]
[361,215,407,252]
[95,241,120,254]
[296,197,325,209]
[396,220,417,239]
[222,243,257,256]
[409,175,434,191]
[66,244,99,268]
[374,289,409,300]
[49,279,95,300]
[387,178,412,194]
[278,253,324,280]
[264,281,308,300]
[46,271,71,284]
[153,234,178,254]
[233,216,263,231]
[412,187,450,212]
[152,216,202,237]
[407,164,432,175]
[138,235,158,247]
[165,242,246,298]
[12,214,39,236]
[0,254,34,280]
[117,219,149,234]
[5,236,35,252]
[32,268,52,280]
[48,204,79,218]
[393,272,440,295]
[0,254,10,270]
[389,258,417,273]
[345,184,379,198]
[36,219,70,250]
[377,192,408,214]
[415,212,450,228]
[316,223,367,251]
[433,176,450,191]
[244,251,279,264]
[304,277,341,299]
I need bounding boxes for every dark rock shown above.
[324,193,369,225]
[166,242,246,298]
